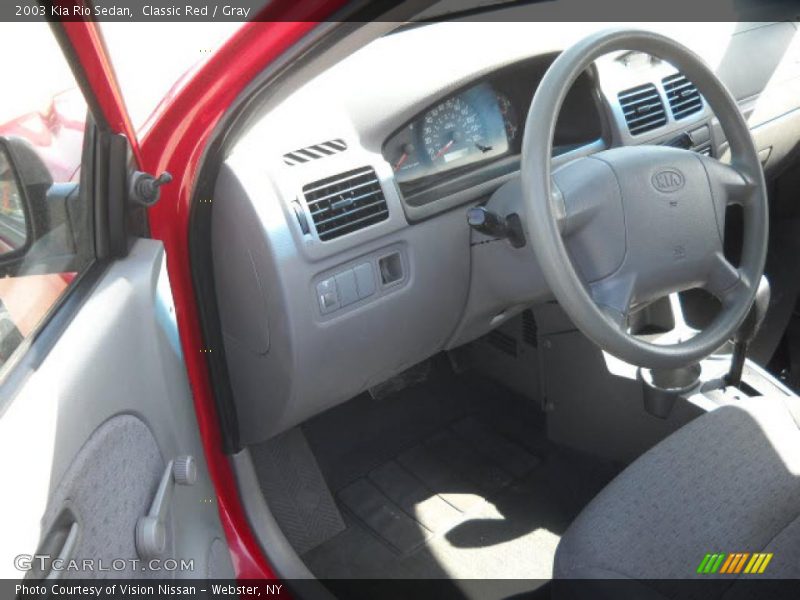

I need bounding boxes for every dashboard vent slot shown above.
[618,83,667,135]
[663,73,703,120]
[303,166,389,241]
[283,139,347,166]
[522,309,538,348]
[486,329,518,358]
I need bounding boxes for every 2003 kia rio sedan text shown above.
[1,1,800,599]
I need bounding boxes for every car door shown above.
[0,19,232,581]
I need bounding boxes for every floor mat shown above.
[249,428,345,555]
[336,416,540,556]
[294,370,620,593]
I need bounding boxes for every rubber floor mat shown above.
[250,428,345,555]
[336,417,540,555]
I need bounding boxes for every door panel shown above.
[39,415,163,579]
[0,240,232,579]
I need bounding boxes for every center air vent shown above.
[303,166,389,241]
[283,139,347,166]
[618,83,667,135]
[663,73,703,120]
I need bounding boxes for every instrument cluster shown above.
[384,82,517,186]
[382,59,603,202]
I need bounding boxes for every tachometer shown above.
[422,96,488,164]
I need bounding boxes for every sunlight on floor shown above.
[418,498,561,579]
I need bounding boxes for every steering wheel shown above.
[521,29,768,370]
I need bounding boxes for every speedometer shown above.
[422,97,488,164]
[382,82,510,185]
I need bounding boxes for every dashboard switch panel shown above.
[379,252,404,286]
[314,247,408,318]
[354,263,376,299]
[335,270,360,307]
[317,277,340,314]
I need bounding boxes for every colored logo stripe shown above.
[698,552,773,575]
[719,553,735,573]
[696,553,725,574]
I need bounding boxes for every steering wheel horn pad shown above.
[522,29,768,369]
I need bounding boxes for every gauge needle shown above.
[393,152,408,171]
[433,140,455,160]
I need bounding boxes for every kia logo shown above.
[652,169,685,193]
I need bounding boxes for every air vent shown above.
[618,83,667,135]
[303,166,389,241]
[486,329,518,358]
[663,74,703,120]
[283,139,347,166]
[522,309,538,348]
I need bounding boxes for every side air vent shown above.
[663,73,703,120]
[283,139,347,166]
[618,83,667,135]
[303,166,389,241]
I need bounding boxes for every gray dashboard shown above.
[212,21,800,444]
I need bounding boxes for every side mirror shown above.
[0,136,77,276]
[0,139,37,261]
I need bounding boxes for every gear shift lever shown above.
[725,276,770,388]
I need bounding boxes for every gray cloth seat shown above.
[554,395,800,596]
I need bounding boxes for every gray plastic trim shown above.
[212,162,470,444]
[402,138,608,222]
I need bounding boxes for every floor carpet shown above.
[257,367,620,599]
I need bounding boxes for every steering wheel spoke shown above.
[703,252,749,307]
[726,170,758,207]
[590,275,635,330]
[701,156,758,208]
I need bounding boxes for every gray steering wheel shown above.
[521,29,768,370]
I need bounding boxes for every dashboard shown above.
[213,21,800,444]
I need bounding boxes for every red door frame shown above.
[60,1,348,579]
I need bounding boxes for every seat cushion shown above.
[554,395,800,593]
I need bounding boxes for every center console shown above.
[533,288,797,464]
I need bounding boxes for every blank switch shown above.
[354,262,376,299]
[335,270,359,306]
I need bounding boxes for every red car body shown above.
[61,3,348,580]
